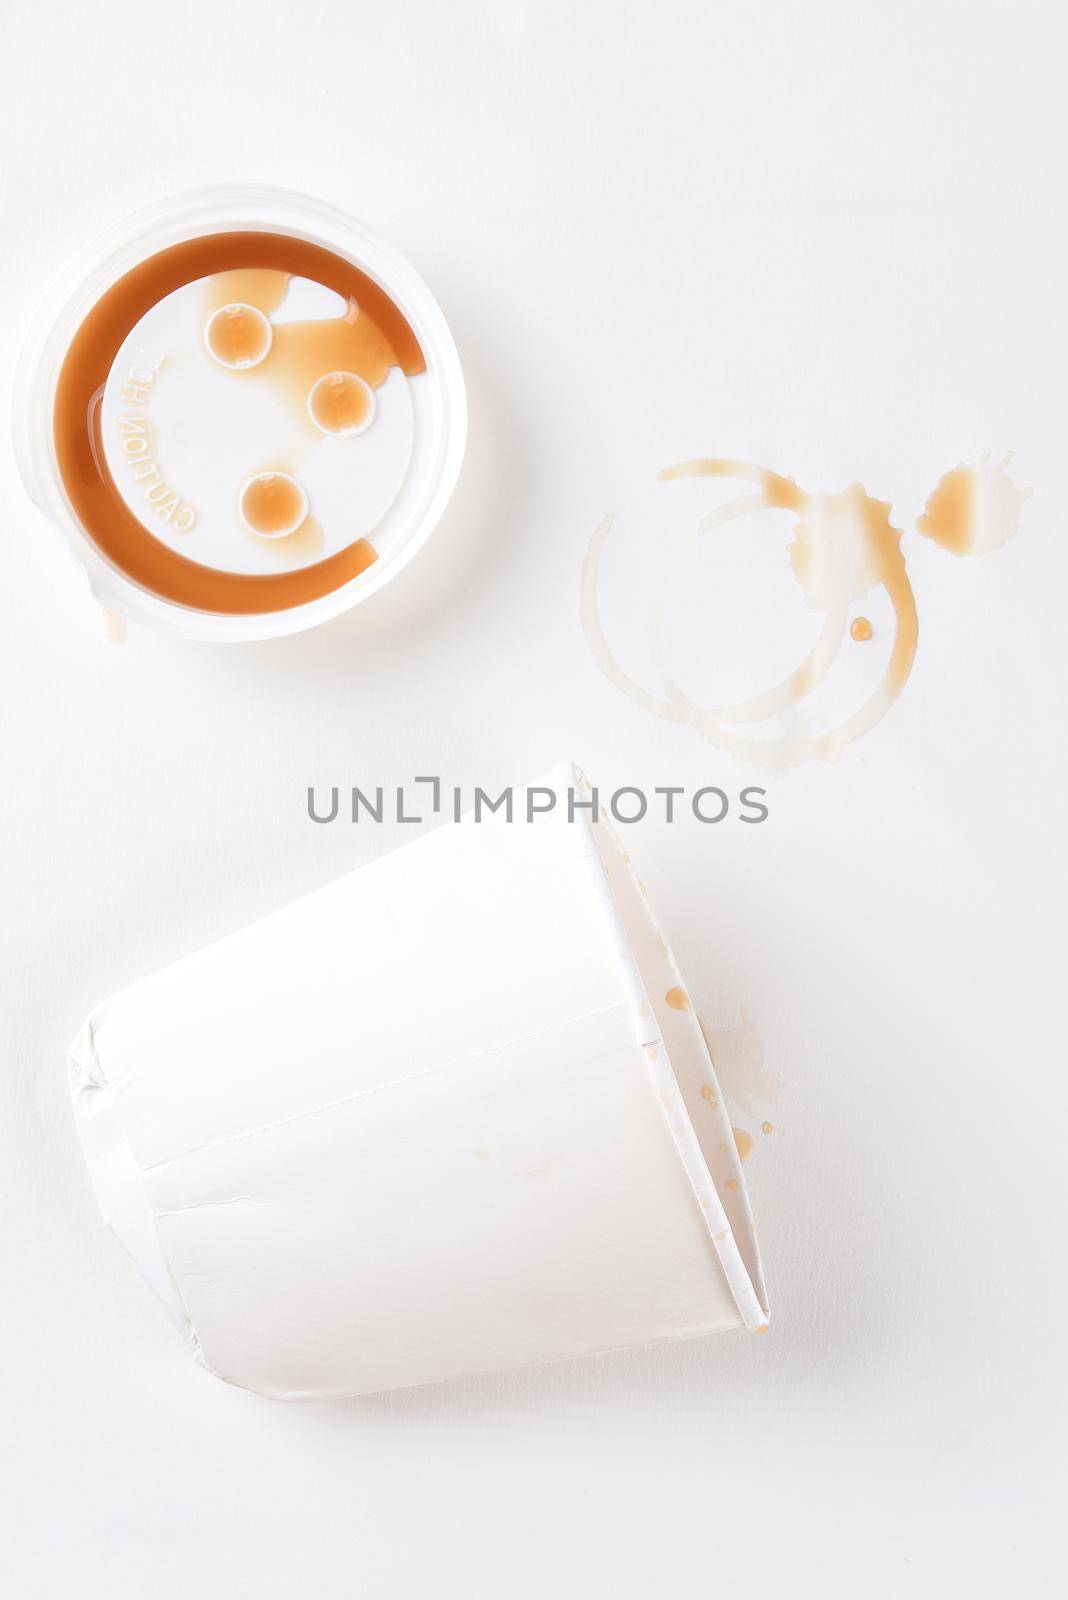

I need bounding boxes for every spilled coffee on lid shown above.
[52,233,428,615]
[240,473,308,538]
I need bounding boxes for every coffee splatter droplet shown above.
[917,453,1031,557]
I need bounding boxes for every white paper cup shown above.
[13,185,466,641]
[68,764,768,1399]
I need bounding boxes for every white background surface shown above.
[1,3,1064,1595]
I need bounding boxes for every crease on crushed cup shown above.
[68,763,769,1400]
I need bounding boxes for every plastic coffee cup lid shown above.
[13,186,467,641]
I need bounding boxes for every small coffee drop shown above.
[850,616,873,642]
[308,370,376,436]
[205,303,273,369]
[239,473,308,539]
[732,1128,753,1161]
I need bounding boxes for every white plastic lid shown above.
[13,186,467,641]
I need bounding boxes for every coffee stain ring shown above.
[581,458,920,771]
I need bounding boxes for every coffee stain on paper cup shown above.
[582,451,1031,770]
[691,1008,785,1166]
[700,1008,783,1120]
[732,1127,754,1162]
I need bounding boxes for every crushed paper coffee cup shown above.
[68,764,769,1400]
[13,186,466,640]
